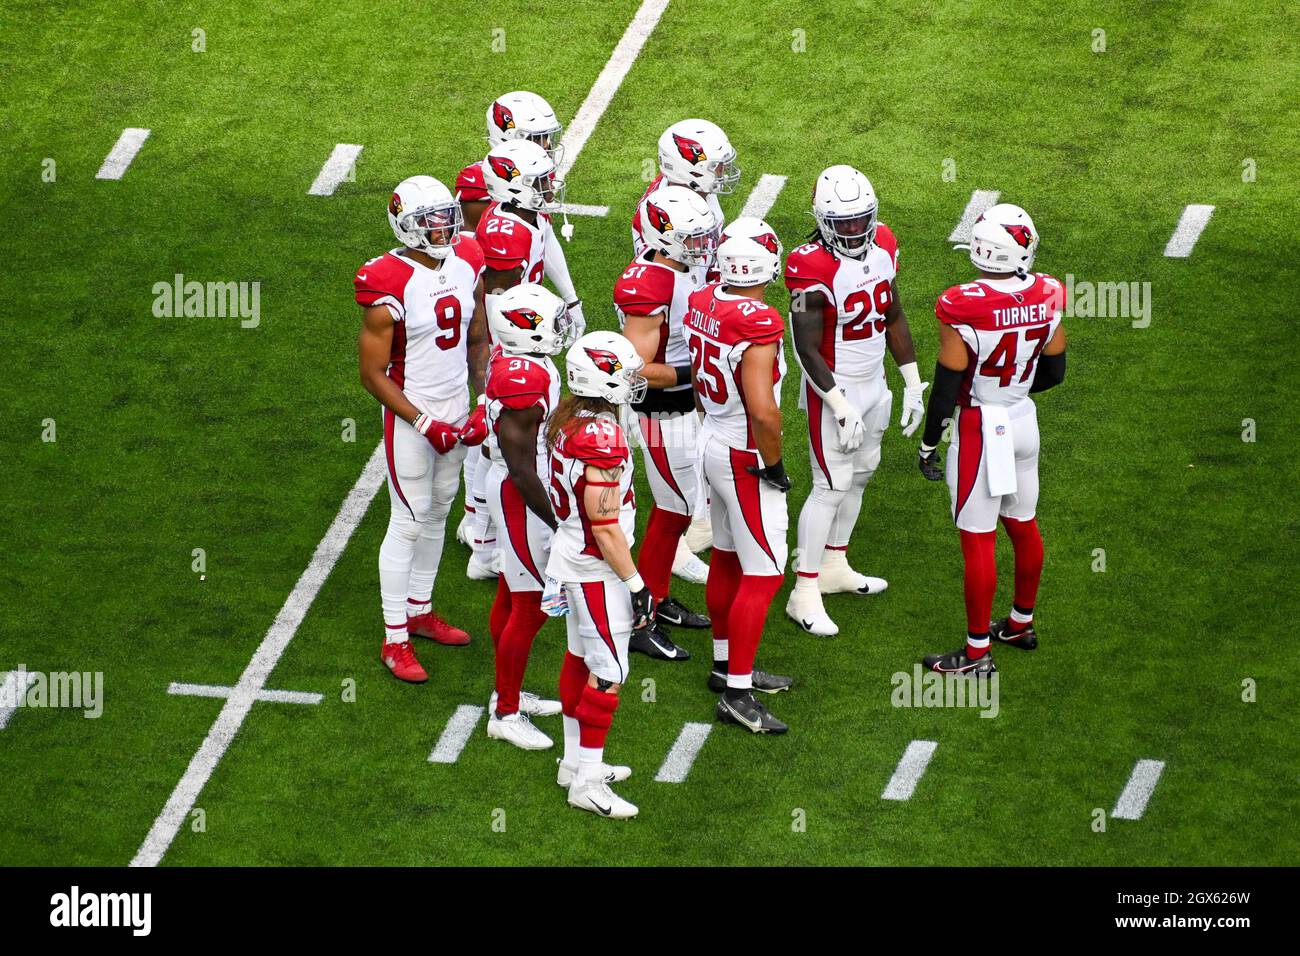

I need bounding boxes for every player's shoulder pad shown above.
[488,355,552,409]
[565,417,630,469]
[354,252,414,308]
[454,162,487,200]
[784,240,838,291]
[613,260,674,316]
[735,299,784,343]
[935,281,990,324]
[476,206,532,268]
[874,223,899,269]
[452,233,485,277]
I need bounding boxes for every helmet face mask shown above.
[389,176,460,259]
[641,185,720,265]
[811,165,879,260]
[401,202,463,257]
[817,208,877,258]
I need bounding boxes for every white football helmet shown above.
[812,165,878,259]
[721,216,783,262]
[489,283,572,356]
[388,175,463,259]
[486,91,564,166]
[566,331,648,405]
[640,184,720,265]
[965,203,1039,275]
[657,119,740,195]
[717,233,780,287]
[482,140,565,211]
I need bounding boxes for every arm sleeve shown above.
[1029,351,1066,393]
[921,362,963,448]
[543,222,578,302]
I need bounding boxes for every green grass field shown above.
[2,0,1297,866]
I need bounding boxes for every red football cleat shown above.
[381,640,428,683]
[408,611,471,646]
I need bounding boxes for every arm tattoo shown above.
[596,466,622,516]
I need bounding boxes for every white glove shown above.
[898,362,928,438]
[823,385,865,453]
[566,300,586,341]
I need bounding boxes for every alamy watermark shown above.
[2,665,103,718]
[152,273,260,328]
[891,664,999,718]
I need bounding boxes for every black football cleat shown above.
[629,623,691,661]
[990,618,1038,650]
[655,596,710,629]
[922,646,998,676]
[716,690,788,734]
[708,664,793,695]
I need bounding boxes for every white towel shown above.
[981,405,1017,497]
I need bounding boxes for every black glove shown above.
[918,445,943,482]
[747,458,791,493]
[630,585,656,632]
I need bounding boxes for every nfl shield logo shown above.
[996,425,1006,436]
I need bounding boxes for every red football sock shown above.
[559,651,589,718]
[637,507,692,601]
[493,590,546,716]
[726,573,784,677]
[705,548,743,642]
[960,529,998,657]
[574,683,619,749]
[1001,516,1044,629]
[489,575,512,651]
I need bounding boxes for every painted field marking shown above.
[1112,758,1165,820]
[308,144,364,196]
[654,721,712,783]
[738,173,788,221]
[881,739,938,801]
[131,443,386,867]
[556,0,672,180]
[1163,204,1214,257]
[0,669,40,730]
[428,705,486,764]
[947,189,1001,243]
[554,202,610,217]
[96,128,151,180]
[167,682,322,706]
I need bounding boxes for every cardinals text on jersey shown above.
[936,273,1064,408]
[546,413,637,583]
[476,203,549,283]
[783,224,899,381]
[683,284,786,452]
[353,234,485,410]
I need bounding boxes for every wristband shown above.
[476,393,486,406]
[919,442,937,454]
[622,572,646,593]
[822,385,852,420]
[673,364,693,387]
[899,361,922,391]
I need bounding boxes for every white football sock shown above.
[796,486,842,574]
[562,715,581,768]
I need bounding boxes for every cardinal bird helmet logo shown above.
[645,201,672,234]
[752,232,779,254]
[388,193,404,217]
[585,348,623,374]
[1004,224,1034,248]
[488,155,520,181]
[492,101,515,133]
[503,308,543,330]
[672,133,707,164]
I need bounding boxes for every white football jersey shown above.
[612,253,708,385]
[353,235,485,412]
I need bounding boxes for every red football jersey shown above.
[475,203,548,283]
[454,161,489,203]
[546,414,636,581]
[484,350,560,476]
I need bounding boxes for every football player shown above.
[483,283,571,749]
[916,203,1066,675]
[455,93,571,573]
[458,139,586,581]
[614,184,719,662]
[355,176,490,683]
[546,331,653,819]
[783,166,927,637]
[632,119,740,575]
[684,227,795,734]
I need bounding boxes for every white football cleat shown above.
[486,711,554,750]
[684,516,713,554]
[818,549,888,595]
[567,778,638,819]
[557,759,632,788]
[786,581,839,637]
[466,550,500,581]
[490,689,561,718]
[455,512,472,546]
[672,538,710,584]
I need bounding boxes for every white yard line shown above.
[1112,758,1165,820]
[881,739,938,801]
[0,669,40,730]
[308,144,364,196]
[167,682,322,705]
[738,174,787,221]
[654,722,712,782]
[554,202,610,217]
[131,443,386,867]
[95,128,151,180]
[947,189,1001,243]
[1163,204,1214,257]
[427,705,486,764]
[556,0,672,181]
